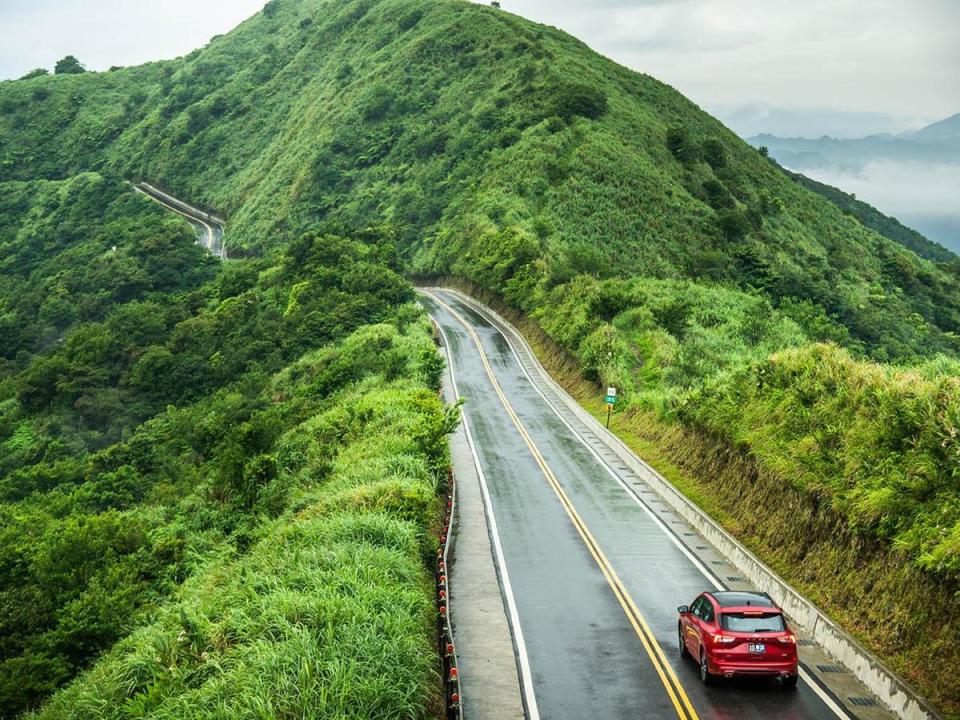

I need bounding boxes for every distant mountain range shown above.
[908,113,960,148]
[745,114,960,253]
[717,104,918,139]
[748,114,960,172]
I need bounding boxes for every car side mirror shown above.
[677,605,689,614]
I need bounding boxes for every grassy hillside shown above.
[0,178,452,717]
[680,344,960,579]
[2,0,959,715]
[23,334,453,720]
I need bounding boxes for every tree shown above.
[18,68,48,81]
[54,56,86,75]
[262,0,280,18]
[701,138,727,169]
[666,127,698,163]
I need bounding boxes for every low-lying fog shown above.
[801,161,960,255]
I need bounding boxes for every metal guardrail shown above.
[437,465,463,719]
[133,181,227,225]
[132,181,228,260]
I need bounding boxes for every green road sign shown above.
[605,395,616,404]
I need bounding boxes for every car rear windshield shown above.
[720,612,785,633]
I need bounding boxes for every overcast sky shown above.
[1,0,957,135]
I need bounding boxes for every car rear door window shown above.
[701,600,715,623]
[691,597,706,619]
[720,613,786,633]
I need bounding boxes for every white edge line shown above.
[798,668,856,720]
[423,293,541,720]
[439,289,855,720]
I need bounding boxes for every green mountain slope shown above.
[0,188,449,716]
[2,0,959,715]
[2,0,960,363]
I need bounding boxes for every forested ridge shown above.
[780,167,956,263]
[1,0,959,715]
[0,175,454,717]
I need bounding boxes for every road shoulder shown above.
[440,327,526,720]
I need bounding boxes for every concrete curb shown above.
[431,311,528,720]
[442,287,942,720]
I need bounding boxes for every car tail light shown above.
[780,634,797,644]
[712,634,736,644]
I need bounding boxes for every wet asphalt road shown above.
[420,289,843,720]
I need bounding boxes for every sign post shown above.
[604,387,617,429]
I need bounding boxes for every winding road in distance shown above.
[134,182,227,259]
[420,288,895,720]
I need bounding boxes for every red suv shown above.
[678,591,798,689]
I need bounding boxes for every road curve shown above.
[420,288,878,720]
[133,182,227,259]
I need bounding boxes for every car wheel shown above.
[679,625,689,658]
[699,650,714,686]
[780,674,799,691]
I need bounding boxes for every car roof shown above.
[707,591,777,609]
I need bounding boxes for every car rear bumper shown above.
[708,659,798,678]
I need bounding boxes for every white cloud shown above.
[1,0,956,125]
[0,0,266,78]
[806,161,960,217]
[481,0,960,121]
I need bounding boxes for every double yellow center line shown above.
[425,291,699,720]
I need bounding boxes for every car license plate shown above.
[748,643,765,654]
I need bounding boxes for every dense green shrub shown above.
[17,69,49,81]
[716,208,753,241]
[550,83,608,121]
[53,56,85,75]
[701,137,727,169]
[702,178,734,210]
[666,126,699,163]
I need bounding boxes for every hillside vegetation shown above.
[1,0,959,715]
[3,0,960,363]
[782,167,956,263]
[0,171,452,717]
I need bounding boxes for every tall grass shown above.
[678,343,960,581]
[29,338,455,719]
